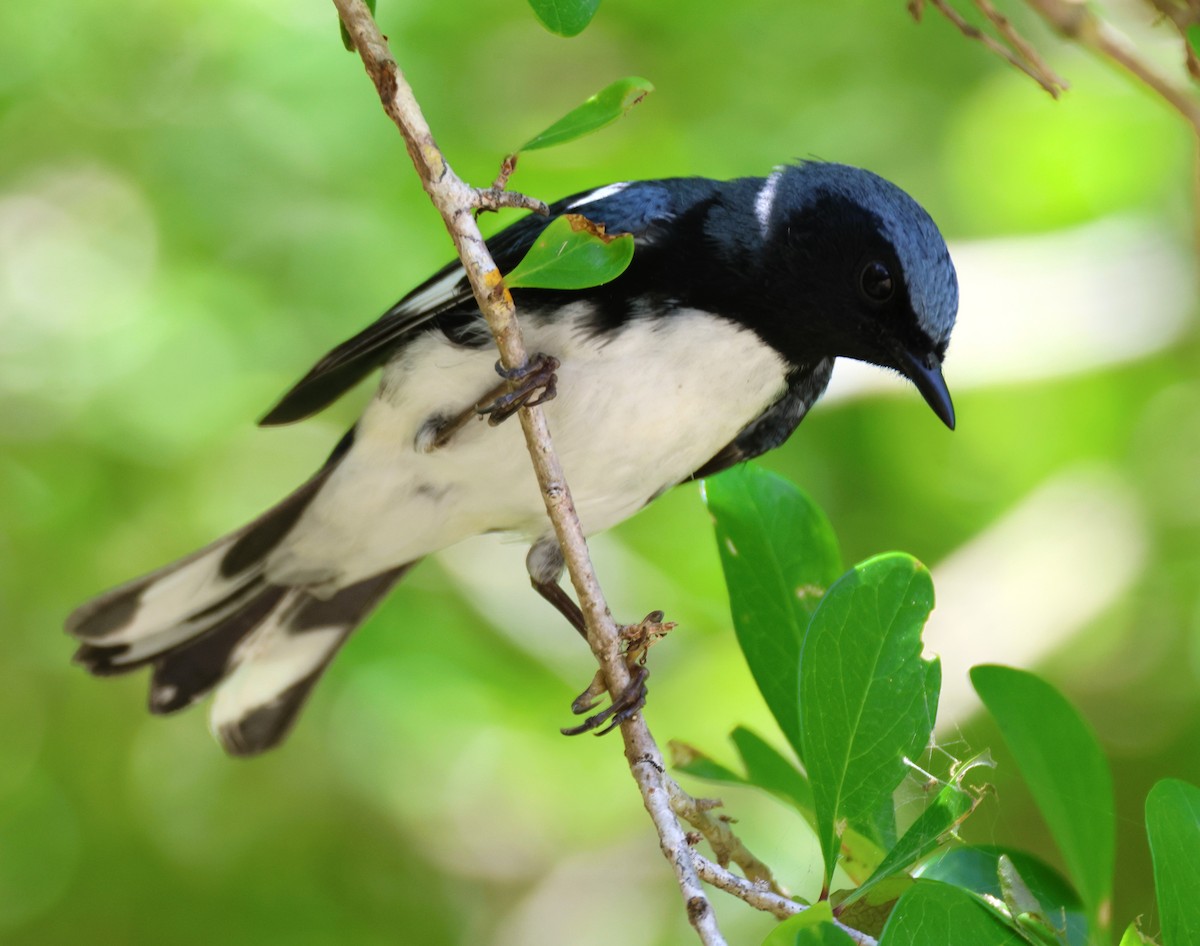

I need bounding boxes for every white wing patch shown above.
[568,182,630,210]
[395,267,468,317]
[755,170,782,238]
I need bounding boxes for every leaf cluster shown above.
[682,465,1199,946]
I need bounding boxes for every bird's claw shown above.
[560,610,675,736]
[570,670,608,715]
[476,353,559,425]
[561,663,650,737]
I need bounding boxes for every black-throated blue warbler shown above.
[66,161,959,755]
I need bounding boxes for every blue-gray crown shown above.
[770,162,958,347]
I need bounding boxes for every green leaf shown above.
[846,781,975,906]
[731,726,814,814]
[526,0,601,36]
[518,77,654,152]
[800,553,939,888]
[1118,921,1152,946]
[880,880,1025,946]
[971,666,1114,922]
[919,846,1087,946]
[1146,778,1200,946]
[678,728,885,884]
[504,214,633,290]
[704,464,842,759]
[1187,24,1200,61]
[339,0,376,52]
[998,855,1068,946]
[763,903,858,946]
[668,740,749,787]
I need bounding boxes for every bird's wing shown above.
[259,180,680,426]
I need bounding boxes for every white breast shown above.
[267,307,789,588]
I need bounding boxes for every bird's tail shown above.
[66,435,412,756]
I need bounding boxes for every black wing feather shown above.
[259,180,682,426]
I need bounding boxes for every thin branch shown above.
[1143,0,1200,79]
[1023,0,1200,133]
[329,1,725,943]
[974,0,1069,91]
[909,0,1067,96]
[690,855,881,946]
[691,853,800,921]
[664,777,785,895]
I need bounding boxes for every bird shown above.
[65,160,960,757]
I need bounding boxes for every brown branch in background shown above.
[974,0,1069,91]
[1144,0,1200,80]
[1024,0,1200,132]
[329,1,726,943]
[912,0,1200,135]
[909,0,1068,96]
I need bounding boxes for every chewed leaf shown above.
[518,77,654,152]
[526,0,601,37]
[800,553,939,888]
[504,214,633,290]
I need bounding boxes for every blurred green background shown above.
[2,1,1198,943]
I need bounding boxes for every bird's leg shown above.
[476,353,559,426]
[526,538,675,737]
[527,535,588,636]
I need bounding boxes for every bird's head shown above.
[731,162,959,429]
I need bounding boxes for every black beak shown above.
[895,346,955,430]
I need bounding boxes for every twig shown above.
[974,0,1069,91]
[909,0,1067,96]
[1023,0,1200,133]
[664,777,785,895]
[329,1,725,943]
[690,855,881,946]
[1143,0,1200,80]
[691,852,800,920]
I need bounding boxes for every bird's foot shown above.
[561,610,675,736]
[476,353,559,425]
[561,663,649,736]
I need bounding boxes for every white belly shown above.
[266,307,789,587]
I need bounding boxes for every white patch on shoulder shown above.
[755,170,782,237]
[568,182,630,210]
[395,267,467,316]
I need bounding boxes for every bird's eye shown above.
[859,261,894,303]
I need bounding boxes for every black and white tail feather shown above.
[67,433,412,756]
[63,177,699,756]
